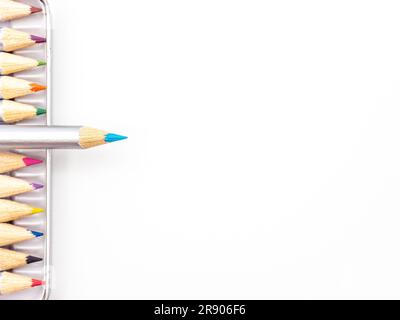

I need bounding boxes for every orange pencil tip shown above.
[30,83,47,92]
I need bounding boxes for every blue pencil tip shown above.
[105,133,128,143]
[31,231,43,238]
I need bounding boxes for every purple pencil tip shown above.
[31,183,44,190]
[31,35,46,44]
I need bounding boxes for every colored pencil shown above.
[0,271,43,295]
[0,126,128,149]
[0,248,42,271]
[0,152,42,174]
[0,199,43,223]
[0,0,42,22]
[0,76,46,99]
[0,223,43,246]
[0,52,46,75]
[0,100,46,124]
[0,175,43,198]
[0,27,46,52]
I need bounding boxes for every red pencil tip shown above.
[30,83,47,92]
[23,157,43,167]
[31,279,44,288]
[30,6,42,14]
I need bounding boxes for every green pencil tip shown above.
[36,108,47,116]
[38,60,47,66]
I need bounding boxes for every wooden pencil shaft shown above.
[0,125,81,149]
[0,0,36,22]
[0,52,40,75]
[0,272,37,295]
[0,151,26,173]
[0,76,45,100]
[0,175,39,198]
[0,248,27,271]
[0,28,38,52]
[0,100,37,124]
[0,223,34,246]
[0,199,38,222]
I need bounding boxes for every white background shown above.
[49,0,400,299]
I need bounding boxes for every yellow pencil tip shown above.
[31,208,44,215]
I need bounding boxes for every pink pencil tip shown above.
[30,6,42,14]
[31,279,44,288]
[23,157,43,167]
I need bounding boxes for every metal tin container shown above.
[0,0,51,300]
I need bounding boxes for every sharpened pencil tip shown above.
[30,83,47,92]
[31,183,44,190]
[105,133,128,143]
[31,35,46,43]
[30,6,42,14]
[31,231,43,238]
[23,157,43,167]
[36,108,46,116]
[26,255,42,265]
[31,279,44,288]
[31,207,44,215]
[38,60,46,67]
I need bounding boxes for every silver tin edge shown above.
[40,0,51,301]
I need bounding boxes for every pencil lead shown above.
[31,231,43,238]
[37,60,46,67]
[23,157,43,167]
[26,255,42,265]
[31,183,44,190]
[31,278,44,288]
[30,6,42,14]
[30,35,46,43]
[36,108,46,116]
[105,133,128,143]
[31,207,44,215]
[30,83,46,92]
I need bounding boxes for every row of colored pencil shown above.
[0,0,46,296]
[0,0,42,22]
[0,29,47,123]
[0,0,129,296]
[0,2,47,124]
[0,152,45,295]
